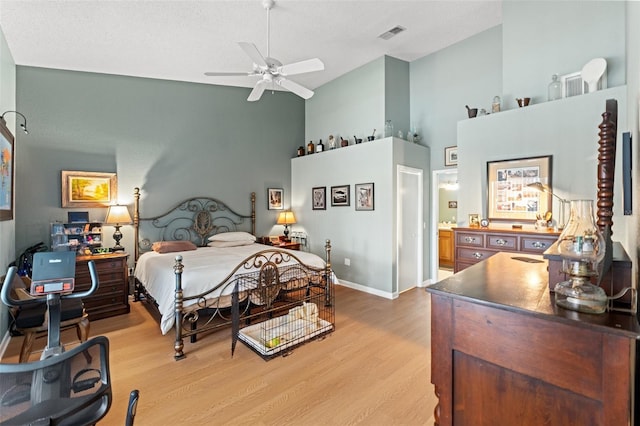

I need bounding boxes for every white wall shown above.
[0,27,16,343]
[457,86,632,254]
[410,26,503,171]
[502,1,626,111]
[627,1,640,263]
[291,137,429,296]
[305,57,386,144]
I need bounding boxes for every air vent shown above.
[378,26,406,40]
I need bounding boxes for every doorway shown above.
[430,168,458,283]
[397,165,423,294]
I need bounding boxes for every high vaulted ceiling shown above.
[0,0,502,92]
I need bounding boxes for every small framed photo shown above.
[330,185,350,207]
[469,213,480,227]
[312,187,326,210]
[267,188,284,210]
[445,146,458,167]
[448,201,457,209]
[355,183,374,211]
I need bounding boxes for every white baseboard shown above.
[336,279,397,300]
[0,329,11,360]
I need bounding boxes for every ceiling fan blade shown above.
[275,77,314,100]
[238,42,268,68]
[204,71,255,77]
[247,79,269,102]
[278,58,325,76]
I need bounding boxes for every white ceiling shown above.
[0,0,502,93]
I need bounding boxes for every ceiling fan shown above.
[204,0,324,102]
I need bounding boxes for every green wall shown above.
[15,67,305,259]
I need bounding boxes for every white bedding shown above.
[134,243,328,334]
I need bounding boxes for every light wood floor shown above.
[2,286,437,425]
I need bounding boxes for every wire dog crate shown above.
[231,262,335,360]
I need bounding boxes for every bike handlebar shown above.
[1,261,100,307]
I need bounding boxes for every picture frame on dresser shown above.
[486,155,552,223]
[61,170,117,208]
[0,117,15,221]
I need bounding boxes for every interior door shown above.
[397,165,423,293]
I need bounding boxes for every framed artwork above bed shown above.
[267,188,283,210]
[61,170,117,208]
[0,117,14,221]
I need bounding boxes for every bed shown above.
[132,188,335,360]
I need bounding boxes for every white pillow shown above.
[208,231,256,242]
[207,240,255,248]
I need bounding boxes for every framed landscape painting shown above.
[61,170,117,208]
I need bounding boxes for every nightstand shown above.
[74,252,130,320]
[276,241,300,250]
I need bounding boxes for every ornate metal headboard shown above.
[133,187,256,260]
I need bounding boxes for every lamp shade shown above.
[276,211,296,225]
[104,205,132,225]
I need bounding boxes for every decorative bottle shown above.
[384,120,393,138]
[328,135,336,150]
[548,74,562,101]
[492,96,501,113]
[317,139,324,152]
[307,140,315,155]
[297,146,305,157]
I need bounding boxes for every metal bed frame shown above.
[132,188,334,360]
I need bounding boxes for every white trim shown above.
[430,168,458,283]
[396,165,423,293]
[336,280,397,300]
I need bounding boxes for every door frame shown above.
[396,165,423,293]
[429,168,458,283]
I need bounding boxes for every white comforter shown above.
[134,244,327,334]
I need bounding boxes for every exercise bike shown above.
[0,257,139,425]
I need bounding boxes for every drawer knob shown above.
[465,237,476,243]
[473,252,483,259]
[532,241,546,249]
[496,238,507,246]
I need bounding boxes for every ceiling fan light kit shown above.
[204,0,324,102]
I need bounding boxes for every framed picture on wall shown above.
[267,188,284,210]
[486,155,552,222]
[448,201,457,209]
[445,146,458,166]
[312,187,326,210]
[330,185,350,207]
[355,183,374,211]
[0,118,14,221]
[61,170,117,208]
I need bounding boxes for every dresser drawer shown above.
[456,232,484,248]
[457,247,496,263]
[520,236,556,253]
[486,234,517,250]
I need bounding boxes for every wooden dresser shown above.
[427,252,639,425]
[453,226,560,272]
[74,252,130,320]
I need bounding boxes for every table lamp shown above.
[276,211,296,241]
[526,182,570,229]
[104,205,132,251]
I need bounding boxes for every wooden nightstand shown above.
[276,241,300,250]
[74,252,130,320]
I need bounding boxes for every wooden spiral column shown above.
[596,99,617,232]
